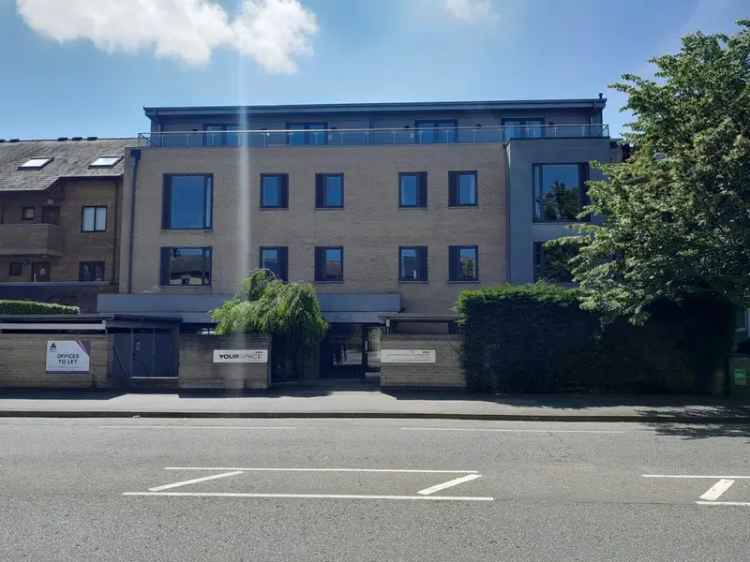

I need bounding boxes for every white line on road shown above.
[164,467,478,474]
[700,479,735,501]
[417,473,482,496]
[100,425,296,430]
[124,491,494,502]
[149,471,245,492]
[696,501,750,507]
[643,474,750,479]
[401,427,626,434]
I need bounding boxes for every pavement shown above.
[2,417,750,561]
[1,387,749,421]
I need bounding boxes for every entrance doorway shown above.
[319,325,381,379]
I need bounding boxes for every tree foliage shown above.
[571,21,750,322]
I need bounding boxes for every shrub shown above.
[0,300,79,315]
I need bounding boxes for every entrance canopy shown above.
[318,293,400,324]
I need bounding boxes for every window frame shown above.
[502,117,546,140]
[398,172,428,208]
[449,245,479,282]
[8,262,23,277]
[21,206,35,221]
[162,174,214,230]
[414,119,458,144]
[90,156,122,168]
[18,157,53,170]
[399,246,429,282]
[81,205,108,232]
[259,174,289,209]
[532,163,590,223]
[315,173,344,209]
[259,246,289,281]
[31,261,50,282]
[286,122,329,146]
[159,247,213,287]
[449,171,479,207]
[314,246,344,283]
[79,261,106,282]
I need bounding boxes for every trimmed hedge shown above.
[0,300,79,315]
[458,284,735,394]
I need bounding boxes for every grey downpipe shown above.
[127,148,141,293]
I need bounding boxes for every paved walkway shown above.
[1,389,748,421]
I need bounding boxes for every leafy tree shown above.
[571,21,750,325]
[211,270,328,378]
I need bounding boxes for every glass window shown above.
[315,247,343,282]
[82,206,107,232]
[503,118,544,140]
[160,247,212,286]
[534,241,576,283]
[449,171,478,206]
[316,174,344,208]
[9,262,23,277]
[19,158,52,170]
[162,175,213,229]
[449,246,478,281]
[415,120,457,144]
[287,122,328,146]
[31,262,50,282]
[22,207,35,221]
[42,206,59,225]
[79,261,105,282]
[260,174,288,208]
[260,246,288,281]
[399,246,428,281]
[90,156,122,168]
[533,164,588,222]
[399,173,427,207]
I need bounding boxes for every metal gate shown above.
[112,329,178,386]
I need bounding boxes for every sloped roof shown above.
[0,138,136,192]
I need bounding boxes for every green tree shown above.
[572,21,750,324]
[211,270,328,378]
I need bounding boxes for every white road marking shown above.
[417,473,481,496]
[149,471,244,492]
[700,479,735,501]
[696,501,750,507]
[100,425,296,430]
[124,492,494,502]
[643,474,750,479]
[164,467,478,474]
[401,427,626,434]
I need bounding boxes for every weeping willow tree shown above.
[211,270,328,378]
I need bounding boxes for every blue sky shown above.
[0,0,747,140]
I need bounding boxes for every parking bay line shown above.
[417,473,481,496]
[123,492,494,502]
[696,501,750,507]
[149,471,245,492]
[699,479,735,501]
[642,474,750,479]
[163,467,478,474]
[402,427,626,434]
[99,425,297,430]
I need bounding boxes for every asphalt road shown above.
[1,418,749,562]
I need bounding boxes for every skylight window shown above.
[90,156,122,168]
[18,157,52,170]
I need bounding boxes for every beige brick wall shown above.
[179,334,271,390]
[121,144,507,314]
[0,333,112,389]
[379,334,465,388]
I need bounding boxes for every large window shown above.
[415,120,457,144]
[79,261,105,282]
[315,246,343,282]
[162,175,213,229]
[287,122,328,146]
[204,124,240,146]
[503,118,544,140]
[9,262,23,277]
[315,174,344,208]
[399,246,428,282]
[449,171,478,206]
[31,262,50,282]
[81,206,107,232]
[399,173,427,208]
[160,247,212,286]
[21,206,35,221]
[449,245,479,282]
[534,241,576,283]
[260,174,289,209]
[259,246,288,281]
[533,164,588,222]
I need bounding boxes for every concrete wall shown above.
[179,334,271,390]
[0,333,112,389]
[379,334,465,388]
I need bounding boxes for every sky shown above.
[0,0,747,140]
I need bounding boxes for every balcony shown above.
[138,124,610,148]
[0,223,65,256]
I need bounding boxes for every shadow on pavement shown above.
[0,389,127,400]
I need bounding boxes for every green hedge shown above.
[0,300,79,315]
[458,284,735,394]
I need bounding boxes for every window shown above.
[204,124,240,147]
[162,175,213,229]
[160,247,212,286]
[90,156,122,168]
[21,206,35,221]
[259,247,288,281]
[399,246,428,282]
[81,206,107,232]
[415,120,457,144]
[31,262,50,282]
[9,262,23,277]
[42,205,59,225]
[287,122,328,146]
[399,173,427,208]
[449,246,479,281]
[79,261,105,282]
[18,157,52,170]
[503,118,544,140]
[260,174,289,209]
[449,171,478,206]
[315,174,344,208]
[534,241,576,283]
[315,246,343,282]
[533,163,589,222]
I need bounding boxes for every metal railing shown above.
[137,124,609,148]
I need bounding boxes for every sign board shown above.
[734,368,747,386]
[46,340,90,373]
[380,349,436,364]
[213,349,268,364]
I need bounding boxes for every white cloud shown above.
[16,0,318,73]
[442,0,495,23]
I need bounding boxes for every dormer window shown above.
[90,156,122,168]
[18,157,52,170]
